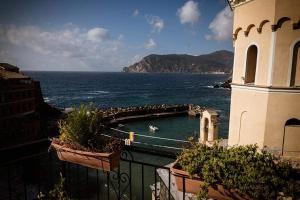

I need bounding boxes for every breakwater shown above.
[94,104,203,125]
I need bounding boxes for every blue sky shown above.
[0,0,233,71]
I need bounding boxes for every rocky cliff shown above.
[123,50,233,74]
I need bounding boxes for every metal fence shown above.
[0,148,189,200]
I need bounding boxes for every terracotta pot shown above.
[170,162,251,200]
[51,142,120,171]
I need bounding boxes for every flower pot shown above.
[170,162,251,200]
[51,142,120,171]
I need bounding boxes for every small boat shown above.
[118,124,125,128]
[149,125,159,132]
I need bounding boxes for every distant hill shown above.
[122,50,234,74]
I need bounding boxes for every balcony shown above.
[0,144,194,200]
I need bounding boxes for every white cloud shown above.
[177,1,200,25]
[146,15,164,33]
[144,38,156,49]
[118,34,124,40]
[206,6,233,41]
[132,54,143,63]
[133,9,139,17]
[0,25,125,71]
[87,27,110,42]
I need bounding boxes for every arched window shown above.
[290,41,300,87]
[282,118,300,155]
[285,118,300,126]
[245,45,258,84]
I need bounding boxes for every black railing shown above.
[0,148,189,200]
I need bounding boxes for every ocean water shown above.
[27,72,231,142]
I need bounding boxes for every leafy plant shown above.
[37,174,71,200]
[55,104,123,153]
[58,104,99,146]
[177,141,299,199]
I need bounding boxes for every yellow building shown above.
[228,0,300,156]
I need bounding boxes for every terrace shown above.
[0,144,189,200]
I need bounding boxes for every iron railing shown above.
[0,147,189,200]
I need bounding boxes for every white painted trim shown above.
[242,46,248,83]
[267,32,277,86]
[243,42,260,85]
[254,44,260,85]
[287,38,300,86]
[232,46,237,82]
[231,84,300,94]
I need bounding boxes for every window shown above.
[285,118,300,126]
[245,45,258,84]
[291,41,300,87]
[283,118,300,155]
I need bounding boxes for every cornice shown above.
[229,0,254,8]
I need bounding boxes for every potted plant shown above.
[171,139,298,199]
[50,104,123,171]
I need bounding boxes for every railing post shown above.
[76,165,80,199]
[96,169,99,200]
[107,172,110,200]
[61,161,66,178]
[142,165,144,200]
[154,167,157,200]
[168,169,171,200]
[61,162,66,197]
[182,176,186,200]
[48,153,54,186]
[86,167,89,191]
[67,163,71,198]
[7,166,12,200]
[129,162,132,200]
[118,166,121,199]
[24,178,27,200]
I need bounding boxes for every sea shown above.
[27,71,231,148]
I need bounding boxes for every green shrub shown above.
[56,104,123,153]
[58,104,100,146]
[177,141,299,199]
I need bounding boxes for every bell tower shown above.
[228,0,300,156]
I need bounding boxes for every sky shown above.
[0,0,233,71]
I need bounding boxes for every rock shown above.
[214,77,232,89]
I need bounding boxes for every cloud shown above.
[133,9,139,17]
[132,54,143,63]
[205,6,233,41]
[0,24,125,71]
[144,38,156,49]
[118,34,124,40]
[146,15,164,33]
[177,1,200,25]
[87,27,110,42]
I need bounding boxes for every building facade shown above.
[228,0,300,156]
[0,63,43,148]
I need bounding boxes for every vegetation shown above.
[37,174,71,200]
[54,104,123,153]
[123,50,233,73]
[177,140,299,199]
